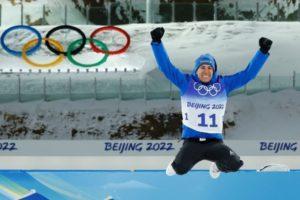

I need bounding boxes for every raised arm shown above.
[150,27,188,91]
[223,37,272,94]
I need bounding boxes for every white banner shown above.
[0,140,298,156]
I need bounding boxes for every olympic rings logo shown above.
[0,25,131,68]
[193,82,222,96]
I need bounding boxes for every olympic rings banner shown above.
[0,25,131,69]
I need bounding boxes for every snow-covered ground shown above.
[0,88,299,140]
[226,89,300,139]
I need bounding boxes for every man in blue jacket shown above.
[150,27,272,178]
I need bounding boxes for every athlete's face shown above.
[197,64,214,83]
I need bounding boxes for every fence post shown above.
[116,77,122,112]
[21,3,24,25]
[293,71,296,89]
[107,2,111,25]
[0,4,2,26]
[193,1,196,21]
[86,5,90,25]
[171,1,175,22]
[69,76,72,100]
[268,73,271,91]
[18,75,21,102]
[235,1,238,20]
[256,2,259,21]
[146,0,151,23]
[298,1,300,21]
[170,81,173,100]
[144,77,147,100]
[213,1,217,21]
[128,0,133,23]
[276,3,280,21]
[119,77,122,100]
[43,76,47,101]
[64,4,67,25]
[94,77,97,100]
[42,5,46,25]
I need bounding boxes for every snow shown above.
[0,0,88,25]
[0,98,178,140]
[148,21,299,76]
[0,0,299,74]
[0,21,300,75]
[0,88,299,140]
[225,89,300,140]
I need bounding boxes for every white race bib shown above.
[181,81,227,134]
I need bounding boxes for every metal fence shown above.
[0,71,298,103]
[0,1,300,26]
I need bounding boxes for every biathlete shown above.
[150,27,272,178]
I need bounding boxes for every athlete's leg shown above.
[168,140,205,175]
[205,142,243,172]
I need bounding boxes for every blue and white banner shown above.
[0,140,298,156]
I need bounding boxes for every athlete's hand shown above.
[259,37,272,54]
[151,27,165,43]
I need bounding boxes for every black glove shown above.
[259,37,272,54]
[151,27,165,43]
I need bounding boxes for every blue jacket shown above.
[151,42,270,139]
